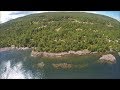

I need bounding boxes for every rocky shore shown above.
[0,47,12,52]
[0,46,119,64]
[0,46,30,52]
[31,49,91,58]
[31,49,118,64]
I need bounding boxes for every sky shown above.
[0,11,120,23]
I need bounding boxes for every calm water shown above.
[0,50,120,79]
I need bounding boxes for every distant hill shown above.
[0,12,120,52]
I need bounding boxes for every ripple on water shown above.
[0,60,43,79]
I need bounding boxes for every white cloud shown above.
[0,11,46,23]
[0,11,13,23]
[0,11,98,23]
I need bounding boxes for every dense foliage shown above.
[0,12,120,52]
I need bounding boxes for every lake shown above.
[0,49,120,79]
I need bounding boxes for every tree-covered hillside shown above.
[0,12,120,52]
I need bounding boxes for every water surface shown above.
[0,50,120,79]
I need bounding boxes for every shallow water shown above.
[0,50,120,79]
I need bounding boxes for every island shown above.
[0,12,120,63]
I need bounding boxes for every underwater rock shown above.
[52,63,72,69]
[37,62,45,68]
[118,52,120,56]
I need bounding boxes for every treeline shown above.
[0,12,120,52]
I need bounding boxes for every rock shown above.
[68,51,76,54]
[21,47,29,50]
[99,54,116,64]
[11,45,15,49]
[82,49,91,54]
[76,51,83,55]
[76,49,91,55]
[17,47,29,50]
[37,62,45,68]
[31,51,42,57]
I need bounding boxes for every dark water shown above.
[0,50,120,79]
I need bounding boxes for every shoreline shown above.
[0,47,118,63]
[0,47,119,58]
[0,47,30,52]
[31,49,99,58]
